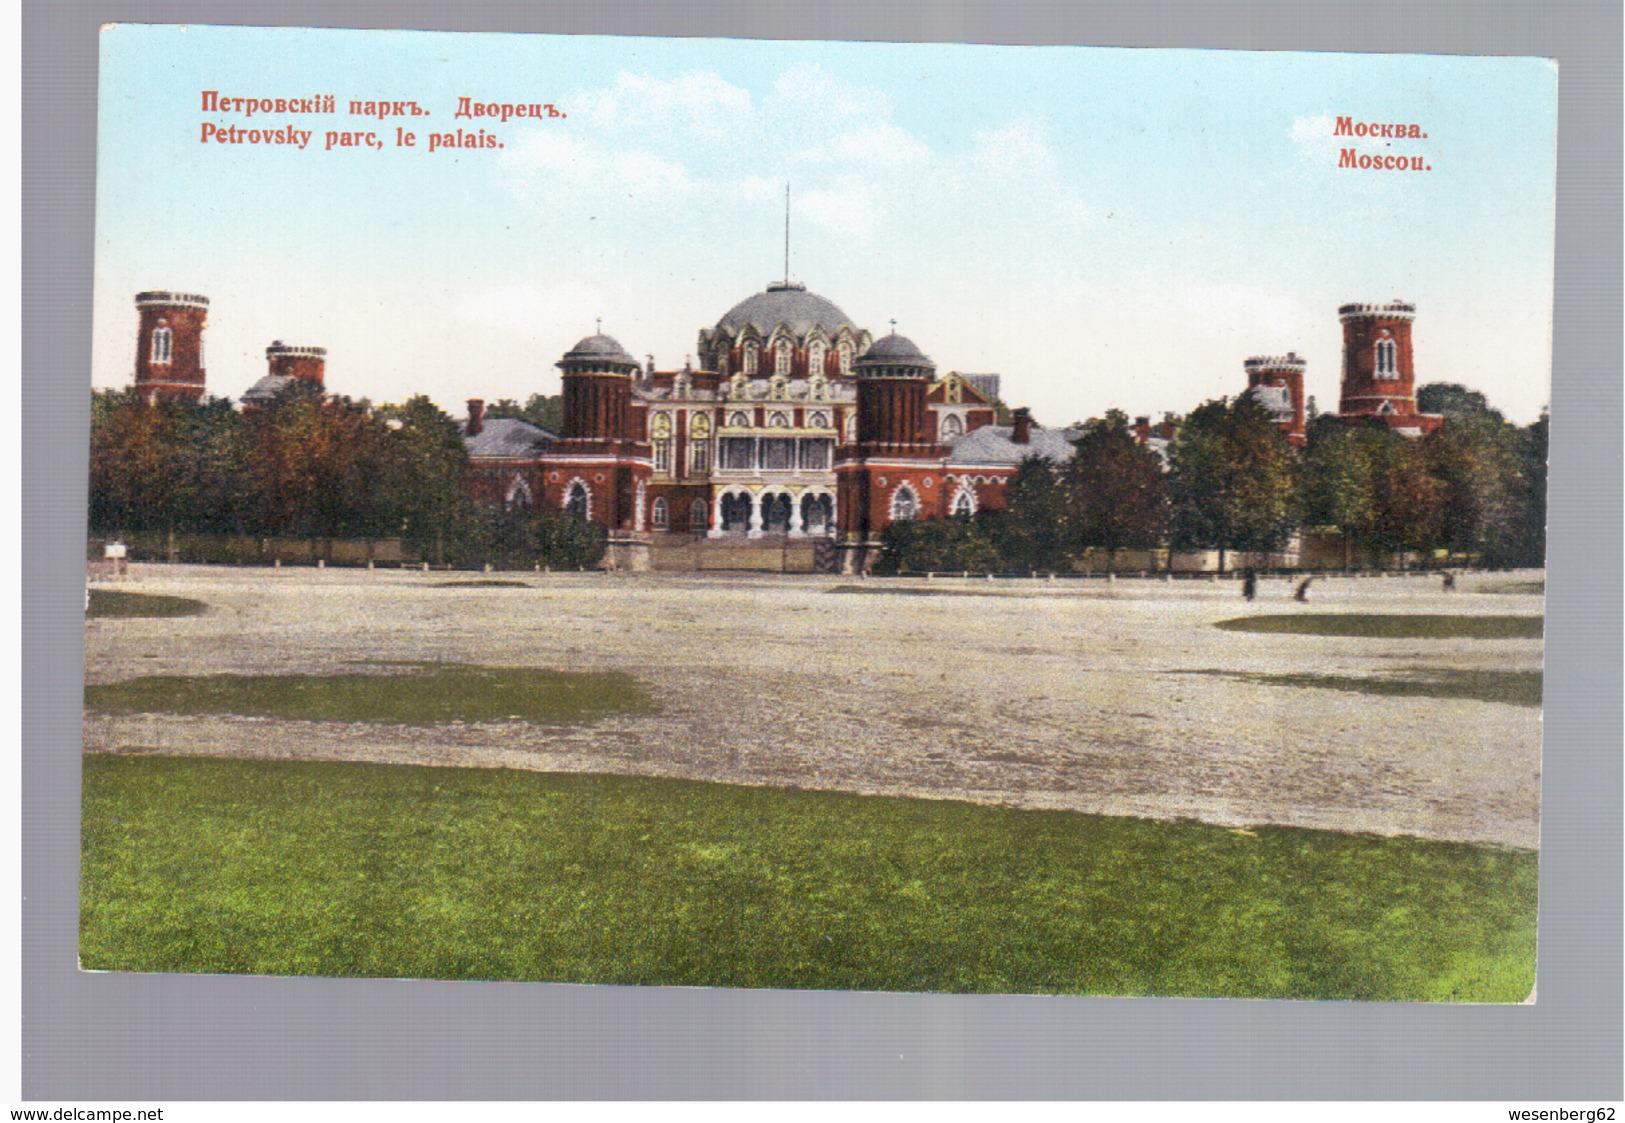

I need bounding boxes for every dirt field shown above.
[82,566,1545,848]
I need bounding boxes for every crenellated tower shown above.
[264,342,327,389]
[547,331,652,560]
[133,291,209,403]
[1243,351,1307,448]
[1335,300,1442,436]
[835,331,950,573]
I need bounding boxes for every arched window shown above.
[651,497,669,529]
[891,484,919,522]
[651,413,673,475]
[1374,338,1398,379]
[689,413,711,474]
[505,475,532,512]
[941,413,964,439]
[801,492,833,534]
[837,340,852,375]
[150,327,172,365]
[775,341,792,376]
[807,411,829,429]
[690,499,708,534]
[716,351,729,377]
[808,340,826,377]
[950,485,975,517]
[565,480,590,520]
[768,411,790,428]
[728,411,751,429]
[744,341,759,376]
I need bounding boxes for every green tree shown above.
[1424,412,1537,568]
[873,515,1002,575]
[89,390,241,555]
[1417,382,1503,422]
[1168,396,1298,572]
[1302,419,1443,564]
[487,393,563,434]
[237,382,402,553]
[376,396,470,565]
[1516,411,1548,567]
[446,506,607,570]
[989,455,1074,572]
[1063,410,1168,569]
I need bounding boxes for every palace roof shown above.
[715,283,857,337]
[463,417,555,459]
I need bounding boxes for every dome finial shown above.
[889,318,897,335]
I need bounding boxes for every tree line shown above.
[89,384,603,569]
[876,384,1547,574]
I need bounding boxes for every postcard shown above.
[82,24,1555,1001]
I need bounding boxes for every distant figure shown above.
[1242,568,1258,602]
[1442,571,1457,592]
[1294,577,1313,602]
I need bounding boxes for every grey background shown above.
[23,0,1622,1101]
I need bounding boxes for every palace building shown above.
[460,281,1079,572]
[118,284,1447,572]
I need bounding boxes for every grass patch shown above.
[86,590,207,619]
[80,755,1537,1001]
[1215,614,1543,640]
[434,579,532,588]
[1178,668,1543,708]
[83,665,655,725]
[829,585,1024,599]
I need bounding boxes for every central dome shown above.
[716,282,856,337]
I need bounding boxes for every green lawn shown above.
[80,755,1537,1001]
[1215,614,1543,639]
[1179,668,1543,708]
[86,589,207,618]
[84,666,656,725]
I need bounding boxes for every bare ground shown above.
[82,566,1545,848]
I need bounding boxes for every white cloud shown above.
[792,121,932,168]
[499,131,695,203]
[971,119,1057,175]
[798,182,883,236]
[571,70,754,143]
[768,63,883,123]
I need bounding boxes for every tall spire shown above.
[783,182,791,286]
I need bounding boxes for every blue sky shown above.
[93,25,1558,423]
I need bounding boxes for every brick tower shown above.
[548,331,652,568]
[1337,300,1441,435]
[1243,352,1307,448]
[835,331,949,574]
[264,342,327,389]
[132,291,209,403]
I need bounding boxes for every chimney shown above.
[1011,407,1032,445]
[466,398,485,437]
[1134,416,1151,445]
[1160,416,1176,441]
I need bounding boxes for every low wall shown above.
[645,536,827,573]
[89,533,407,566]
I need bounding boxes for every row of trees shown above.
[877,385,1547,574]
[89,384,604,569]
